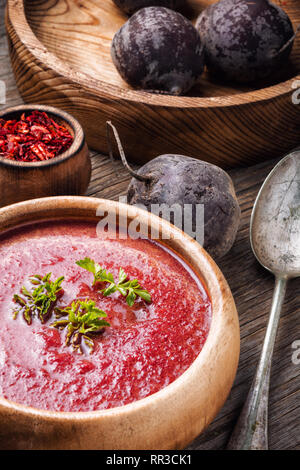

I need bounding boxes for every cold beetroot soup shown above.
[0,221,212,412]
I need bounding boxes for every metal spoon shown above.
[227,150,300,450]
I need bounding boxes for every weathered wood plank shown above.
[0,0,299,450]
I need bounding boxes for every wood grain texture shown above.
[5,0,300,168]
[0,0,300,450]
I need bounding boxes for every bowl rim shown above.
[0,196,240,423]
[0,104,85,169]
[6,0,300,109]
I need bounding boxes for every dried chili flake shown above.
[0,111,73,162]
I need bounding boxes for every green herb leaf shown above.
[75,257,116,286]
[102,284,117,296]
[126,289,136,307]
[12,273,65,324]
[118,267,127,284]
[133,289,152,303]
[76,258,152,306]
[52,299,110,353]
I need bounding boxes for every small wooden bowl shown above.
[5,0,300,168]
[0,196,240,450]
[0,104,91,208]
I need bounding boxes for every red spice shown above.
[0,111,73,162]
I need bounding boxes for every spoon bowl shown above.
[251,150,300,278]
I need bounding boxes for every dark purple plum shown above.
[112,0,185,15]
[196,0,296,83]
[111,7,204,95]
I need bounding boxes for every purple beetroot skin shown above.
[127,154,241,259]
[196,0,295,83]
[111,7,205,95]
[112,0,185,15]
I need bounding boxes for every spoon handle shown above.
[227,277,287,450]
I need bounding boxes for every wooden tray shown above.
[5,0,300,168]
[1,4,300,447]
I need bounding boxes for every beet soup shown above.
[0,221,211,412]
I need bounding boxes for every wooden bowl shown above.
[5,0,300,168]
[0,104,91,208]
[0,196,240,450]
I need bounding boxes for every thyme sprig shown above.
[52,299,110,353]
[76,257,152,307]
[12,273,64,325]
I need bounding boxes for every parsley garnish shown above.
[76,257,152,307]
[52,299,110,353]
[12,273,64,325]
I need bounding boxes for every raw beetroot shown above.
[107,122,241,259]
[111,7,204,95]
[126,154,241,259]
[196,0,296,83]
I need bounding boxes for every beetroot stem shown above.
[276,24,300,56]
[106,121,152,183]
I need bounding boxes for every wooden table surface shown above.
[1,0,299,450]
